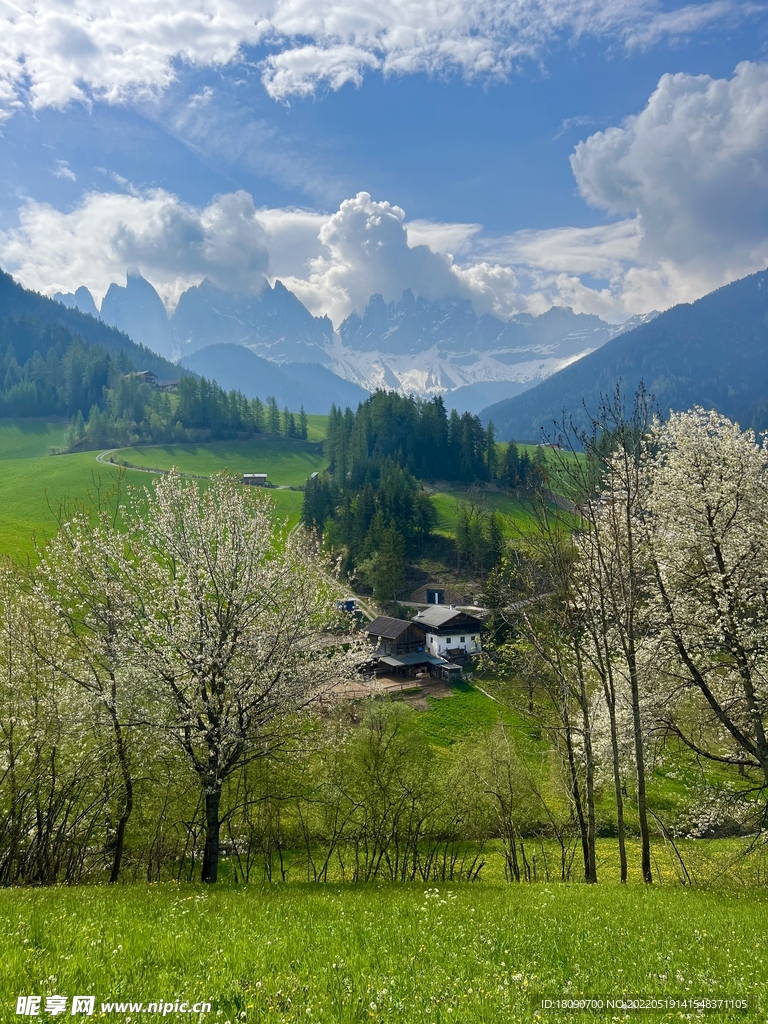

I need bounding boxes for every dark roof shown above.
[379,652,442,667]
[367,615,424,640]
[412,607,484,629]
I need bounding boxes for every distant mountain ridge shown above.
[55,271,657,409]
[58,274,333,364]
[330,290,655,396]
[181,344,369,414]
[2,269,181,380]
[341,290,608,355]
[481,268,768,440]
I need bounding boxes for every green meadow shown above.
[115,437,327,485]
[430,487,534,538]
[0,419,766,1024]
[0,883,764,1023]
[0,417,542,558]
[0,421,319,557]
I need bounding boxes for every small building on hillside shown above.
[412,606,484,659]
[409,582,464,606]
[126,370,180,391]
[242,473,268,486]
[366,616,426,657]
[365,615,463,682]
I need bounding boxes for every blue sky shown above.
[0,0,767,325]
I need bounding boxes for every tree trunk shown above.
[202,787,222,883]
[575,649,598,884]
[562,702,591,883]
[605,689,628,883]
[582,716,598,884]
[628,649,652,883]
[109,775,133,884]
[108,701,133,884]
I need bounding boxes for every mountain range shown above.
[19,263,768,433]
[181,345,369,414]
[56,273,655,412]
[2,270,180,380]
[481,268,768,440]
[58,274,334,364]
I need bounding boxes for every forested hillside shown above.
[0,270,178,378]
[0,283,308,448]
[483,267,768,440]
[303,391,544,598]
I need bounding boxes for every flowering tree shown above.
[124,471,362,883]
[643,408,768,789]
[36,492,141,884]
[0,569,107,884]
[570,387,656,884]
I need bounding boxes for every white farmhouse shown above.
[412,606,484,659]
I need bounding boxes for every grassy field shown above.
[0,419,149,557]
[409,680,539,751]
[305,414,329,442]
[0,882,764,1022]
[115,438,327,486]
[430,487,534,538]
[0,423,313,558]
[0,418,537,558]
[0,419,68,459]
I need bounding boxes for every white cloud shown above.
[622,0,752,50]
[3,60,768,328]
[478,220,642,278]
[0,187,269,307]
[569,60,768,309]
[255,207,327,281]
[406,219,482,257]
[0,0,749,117]
[52,159,77,181]
[273,192,527,324]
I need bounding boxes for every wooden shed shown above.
[366,615,427,657]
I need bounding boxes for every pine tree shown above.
[267,396,280,435]
[373,525,406,602]
[504,440,520,488]
[486,420,497,479]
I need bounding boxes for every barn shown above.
[365,615,463,682]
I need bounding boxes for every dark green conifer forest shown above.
[302,391,545,595]
[0,314,308,447]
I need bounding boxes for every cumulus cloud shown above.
[0,0,749,117]
[3,60,768,328]
[0,188,269,307]
[269,192,530,324]
[569,60,768,308]
[281,193,475,324]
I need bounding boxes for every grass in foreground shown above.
[0,883,764,1022]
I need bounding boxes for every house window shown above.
[471,635,476,641]
[460,636,465,643]
[446,637,451,644]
